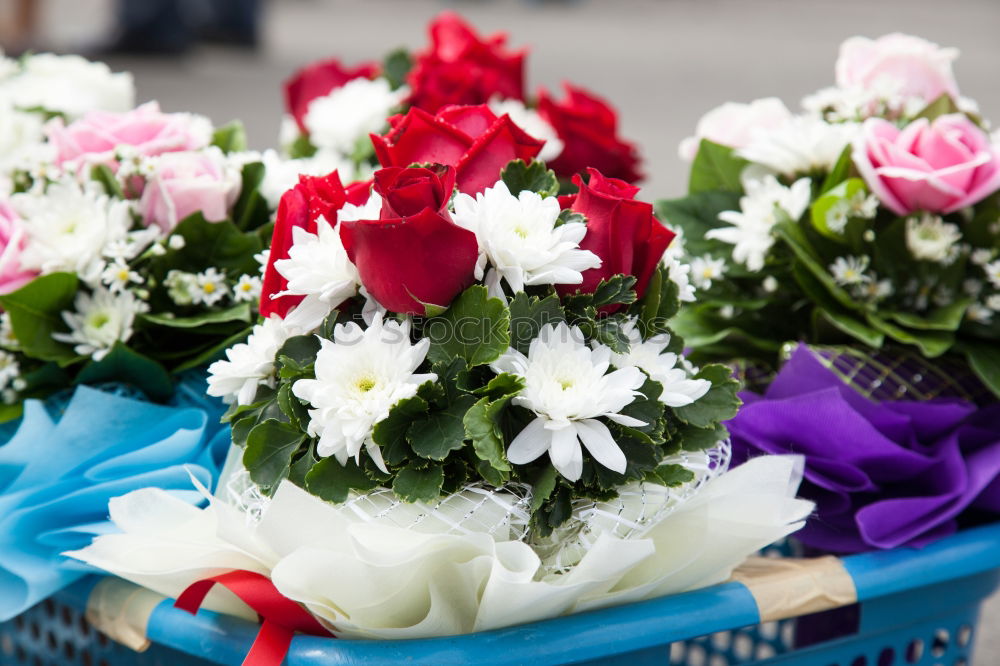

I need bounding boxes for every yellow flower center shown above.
[203,283,216,294]
[356,376,377,392]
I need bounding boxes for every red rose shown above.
[538,84,643,184]
[340,165,478,315]
[284,58,380,132]
[407,12,525,113]
[260,172,370,318]
[557,168,674,309]
[371,104,544,195]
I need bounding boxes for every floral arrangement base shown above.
[5,522,1000,666]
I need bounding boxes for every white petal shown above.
[548,425,582,481]
[506,417,550,465]
[575,419,627,474]
[605,413,646,428]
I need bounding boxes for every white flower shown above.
[905,214,961,263]
[13,179,131,278]
[984,260,1000,289]
[986,294,1000,311]
[0,312,18,350]
[293,315,436,472]
[663,254,696,302]
[708,175,811,271]
[0,53,134,118]
[0,349,19,391]
[257,149,355,209]
[967,304,993,324]
[689,254,727,290]
[738,116,857,177]
[304,78,407,155]
[762,276,779,293]
[254,249,270,276]
[273,220,360,331]
[100,258,143,294]
[0,102,51,174]
[207,315,296,405]
[853,276,893,302]
[164,270,197,306]
[103,227,164,262]
[233,274,262,303]
[489,97,564,163]
[609,319,711,408]
[491,322,646,482]
[53,288,148,361]
[452,181,600,296]
[971,248,995,266]
[963,279,983,296]
[830,255,871,286]
[192,268,229,306]
[824,190,879,234]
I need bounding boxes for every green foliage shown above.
[393,465,445,503]
[810,178,867,240]
[232,161,270,231]
[508,292,565,355]
[0,273,79,364]
[501,159,559,198]
[211,121,248,153]
[409,396,476,461]
[427,285,511,367]
[688,139,748,194]
[673,364,741,429]
[383,48,413,90]
[141,303,252,329]
[75,343,173,401]
[91,164,124,198]
[305,457,377,503]
[243,419,306,493]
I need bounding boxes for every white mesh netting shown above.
[224,440,732,571]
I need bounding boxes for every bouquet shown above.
[662,33,1000,400]
[0,54,287,417]
[276,12,642,188]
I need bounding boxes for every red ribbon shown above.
[174,570,333,666]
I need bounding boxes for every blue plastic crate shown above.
[3,521,1000,666]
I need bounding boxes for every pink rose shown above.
[46,101,211,170]
[678,97,792,161]
[139,150,241,231]
[0,201,37,295]
[853,114,1000,216]
[836,34,959,104]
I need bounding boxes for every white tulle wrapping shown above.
[67,455,812,639]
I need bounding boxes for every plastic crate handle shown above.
[730,555,858,622]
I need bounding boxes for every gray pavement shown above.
[26,0,1000,663]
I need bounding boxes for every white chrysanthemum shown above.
[489,97,564,163]
[53,288,148,361]
[0,102,51,174]
[663,254,696,302]
[100,258,143,294]
[192,268,229,306]
[830,255,871,286]
[103,227,163,262]
[13,179,131,279]
[0,53,134,118]
[853,276,893,303]
[273,220,360,331]
[233,274,262,303]
[207,315,296,405]
[971,249,995,266]
[338,191,383,223]
[802,80,926,123]
[708,175,811,271]
[986,294,1000,312]
[689,254,727,290]
[905,214,961,263]
[967,304,993,324]
[293,315,436,472]
[452,181,600,296]
[609,318,711,408]
[738,116,858,176]
[491,322,646,482]
[304,78,407,155]
[256,149,355,209]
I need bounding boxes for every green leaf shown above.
[672,364,741,428]
[790,263,885,348]
[655,192,743,265]
[154,214,262,277]
[233,162,270,231]
[688,139,748,194]
[508,292,565,355]
[75,343,174,401]
[472,372,525,400]
[464,395,514,476]
[243,419,305,492]
[865,313,953,358]
[556,210,586,227]
[963,341,1000,399]
[501,159,559,198]
[646,463,695,487]
[675,422,728,452]
[372,392,430,466]
[820,145,855,194]
[172,325,253,373]
[914,93,960,122]
[408,396,475,461]
[427,285,510,367]
[141,302,252,329]
[91,164,124,198]
[305,457,376,503]
[211,120,248,153]
[528,464,559,514]
[0,272,79,364]
[592,318,631,354]
[277,383,310,430]
[810,178,867,240]
[288,445,318,487]
[392,465,445,503]
[887,298,970,332]
[383,48,413,90]
[775,221,859,312]
[562,275,637,314]
[287,134,317,159]
[633,266,680,335]
[276,335,321,368]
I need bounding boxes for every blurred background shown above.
[3,0,1000,662]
